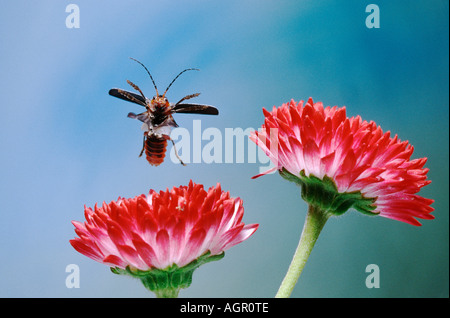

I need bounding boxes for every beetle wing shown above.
[172,103,219,115]
[109,88,147,107]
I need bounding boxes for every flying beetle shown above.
[108,58,219,166]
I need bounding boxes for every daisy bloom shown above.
[250,98,434,297]
[70,181,258,298]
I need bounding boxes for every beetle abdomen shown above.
[144,134,168,166]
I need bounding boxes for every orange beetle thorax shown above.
[149,95,170,110]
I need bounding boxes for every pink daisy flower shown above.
[70,181,258,297]
[250,98,434,226]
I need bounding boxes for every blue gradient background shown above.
[0,1,448,297]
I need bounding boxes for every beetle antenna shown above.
[163,68,199,98]
[129,57,159,96]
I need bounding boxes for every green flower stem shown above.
[275,204,330,298]
[154,288,180,298]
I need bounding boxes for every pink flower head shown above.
[250,98,434,226]
[70,181,258,272]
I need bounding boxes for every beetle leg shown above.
[170,138,186,166]
[139,134,146,157]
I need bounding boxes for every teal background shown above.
[0,1,448,297]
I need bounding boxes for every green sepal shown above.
[111,251,225,297]
[279,168,378,216]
